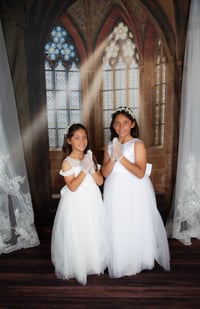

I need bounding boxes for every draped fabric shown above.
[166,0,200,245]
[0,21,40,254]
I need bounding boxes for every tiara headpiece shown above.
[112,106,135,118]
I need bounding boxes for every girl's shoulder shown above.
[61,157,73,171]
[62,157,71,166]
[59,157,74,177]
[127,138,143,145]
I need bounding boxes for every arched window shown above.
[153,39,167,146]
[101,21,139,144]
[44,25,81,149]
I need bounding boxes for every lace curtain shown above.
[0,21,39,254]
[166,0,200,245]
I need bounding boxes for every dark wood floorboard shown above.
[0,227,199,309]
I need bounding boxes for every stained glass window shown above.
[101,22,139,144]
[154,39,167,145]
[45,25,81,149]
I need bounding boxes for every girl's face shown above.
[113,113,134,141]
[68,129,88,153]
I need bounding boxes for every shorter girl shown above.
[51,123,107,285]
[101,106,170,278]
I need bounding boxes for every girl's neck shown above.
[69,150,84,161]
[118,136,133,144]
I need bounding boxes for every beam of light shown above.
[80,39,107,123]
[21,106,48,150]
[22,39,108,150]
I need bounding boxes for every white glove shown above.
[81,150,94,174]
[87,150,95,174]
[112,138,123,161]
[110,137,117,161]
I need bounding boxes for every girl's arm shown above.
[119,141,147,178]
[101,144,116,177]
[90,169,104,186]
[61,159,86,192]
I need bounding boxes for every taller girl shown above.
[101,106,170,278]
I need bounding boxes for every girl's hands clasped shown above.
[81,150,95,174]
[111,138,124,161]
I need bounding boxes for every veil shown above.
[0,21,39,253]
[166,0,200,245]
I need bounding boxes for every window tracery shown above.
[45,25,81,149]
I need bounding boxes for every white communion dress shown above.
[51,157,108,285]
[103,138,170,278]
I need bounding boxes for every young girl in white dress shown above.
[101,106,170,278]
[51,123,107,285]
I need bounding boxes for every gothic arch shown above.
[59,13,87,63]
[95,6,143,63]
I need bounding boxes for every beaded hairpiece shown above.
[112,106,135,119]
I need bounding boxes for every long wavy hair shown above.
[109,106,139,140]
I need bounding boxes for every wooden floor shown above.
[0,226,200,309]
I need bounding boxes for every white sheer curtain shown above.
[0,21,39,253]
[166,0,200,245]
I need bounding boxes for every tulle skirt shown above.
[103,171,170,278]
[51,178,108,285]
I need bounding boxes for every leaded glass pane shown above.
[116,90,126,106]
[45,70,53,90]
[103,69,112,90]
[104,62,111,70]
[55,70,66,90]
[69,92,80,108]
[162,64,166,82]
[155,66,160,84]
[46,91,54,109]
[155,85,160,99]
[160,126,164,145]
[156,54,160,65]
[58,129,66,148]
[129,89,139,107]
[103,91,113,109]
[116,59,126,69]
[68,71,80,90]
[70,110,81,123]
[48,110,56,128]
[154,39,167,145]
[154,104,160,124]
[103,110,112,127]
[161,85,166,102]
[56,91,67,108]
[45,60,51,70]
[49,129,56,148]
[115,69,125,89]
[160,104,165,123]
[104,129,110,145]
[129,60,138,69]
[133,108,139,120]
[154,126,159,145]
[56,61,65,70]
[129,68,139,87]
[57,110,68,128]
